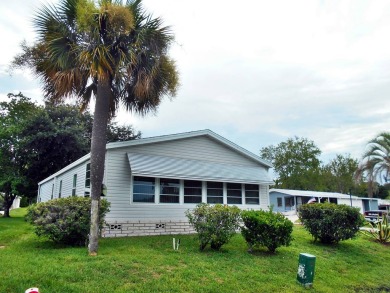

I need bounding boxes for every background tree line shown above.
[260,136,390,199]
[0,93,140,216]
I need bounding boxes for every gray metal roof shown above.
[128,153,273,184]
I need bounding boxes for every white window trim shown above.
[130,176,157,204]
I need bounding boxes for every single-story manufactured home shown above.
[38,130,273,237]
[269,189,379,214]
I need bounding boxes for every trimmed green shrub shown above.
[26,197,110,246]
[241,209,293,253]
[185,203,241,251]
[298,203,364,244]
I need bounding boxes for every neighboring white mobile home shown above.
[38,130,273,237]
[269,189,379,214]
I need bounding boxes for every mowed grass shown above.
[1,209,390,293]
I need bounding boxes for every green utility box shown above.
[297,253,316,288]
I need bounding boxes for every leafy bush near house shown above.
[360,215,390,243]
[298,203,364,244]
[241,209,293,253]
[26,197,110,246]
[185,203,241,251]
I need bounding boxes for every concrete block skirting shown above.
[102,220,195,237]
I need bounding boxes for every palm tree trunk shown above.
[88,80,110,256]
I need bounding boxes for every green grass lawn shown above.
[1,209,389,293]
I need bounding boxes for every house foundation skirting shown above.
[102,220,195,237]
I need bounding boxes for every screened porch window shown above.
[184,180,202,204]
[133,176,155,203]
[227,183,242,204]
[160,178,180,203]
[245,184,259,205]
[207,181,223,204]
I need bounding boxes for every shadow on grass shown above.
[15,236,87,251]
[246,248,287,257]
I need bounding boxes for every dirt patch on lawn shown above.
[0,246,6,249]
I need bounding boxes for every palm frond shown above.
[14,0,178,116]
[356,132,390,196]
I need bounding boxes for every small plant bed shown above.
[1,209,390,292]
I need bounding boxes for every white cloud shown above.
[1,0,390,162]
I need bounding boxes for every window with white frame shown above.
[184,180,202,203]
[58,180,62,198]
[160,178,180,203]
[72,174,77,196]
[277,197,283,207]
[133,176,155,203]
[245,184,259,205]
[207,181,223,204]
[227,183,242,204]
[51,184,54,199]
[85,163,91,188]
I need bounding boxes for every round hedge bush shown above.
[298,203,364,244]
[26,197,110,246]
[241,209,293,253]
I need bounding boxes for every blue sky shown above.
[1,0,390,164]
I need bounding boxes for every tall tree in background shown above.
[1,94,141,210]
[0,93,38,217]
[13,0,178,255]
[260,137,322,190]
[355,132,390,197]
[321,154,358,194]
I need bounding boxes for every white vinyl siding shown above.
[104,136,270,222]
[119,136,260,167]
[38,162,89,202]
[38,134,271,223]
[39,180,54,202]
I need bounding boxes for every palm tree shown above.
[13,0,178,255]
[355,132,390,197]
